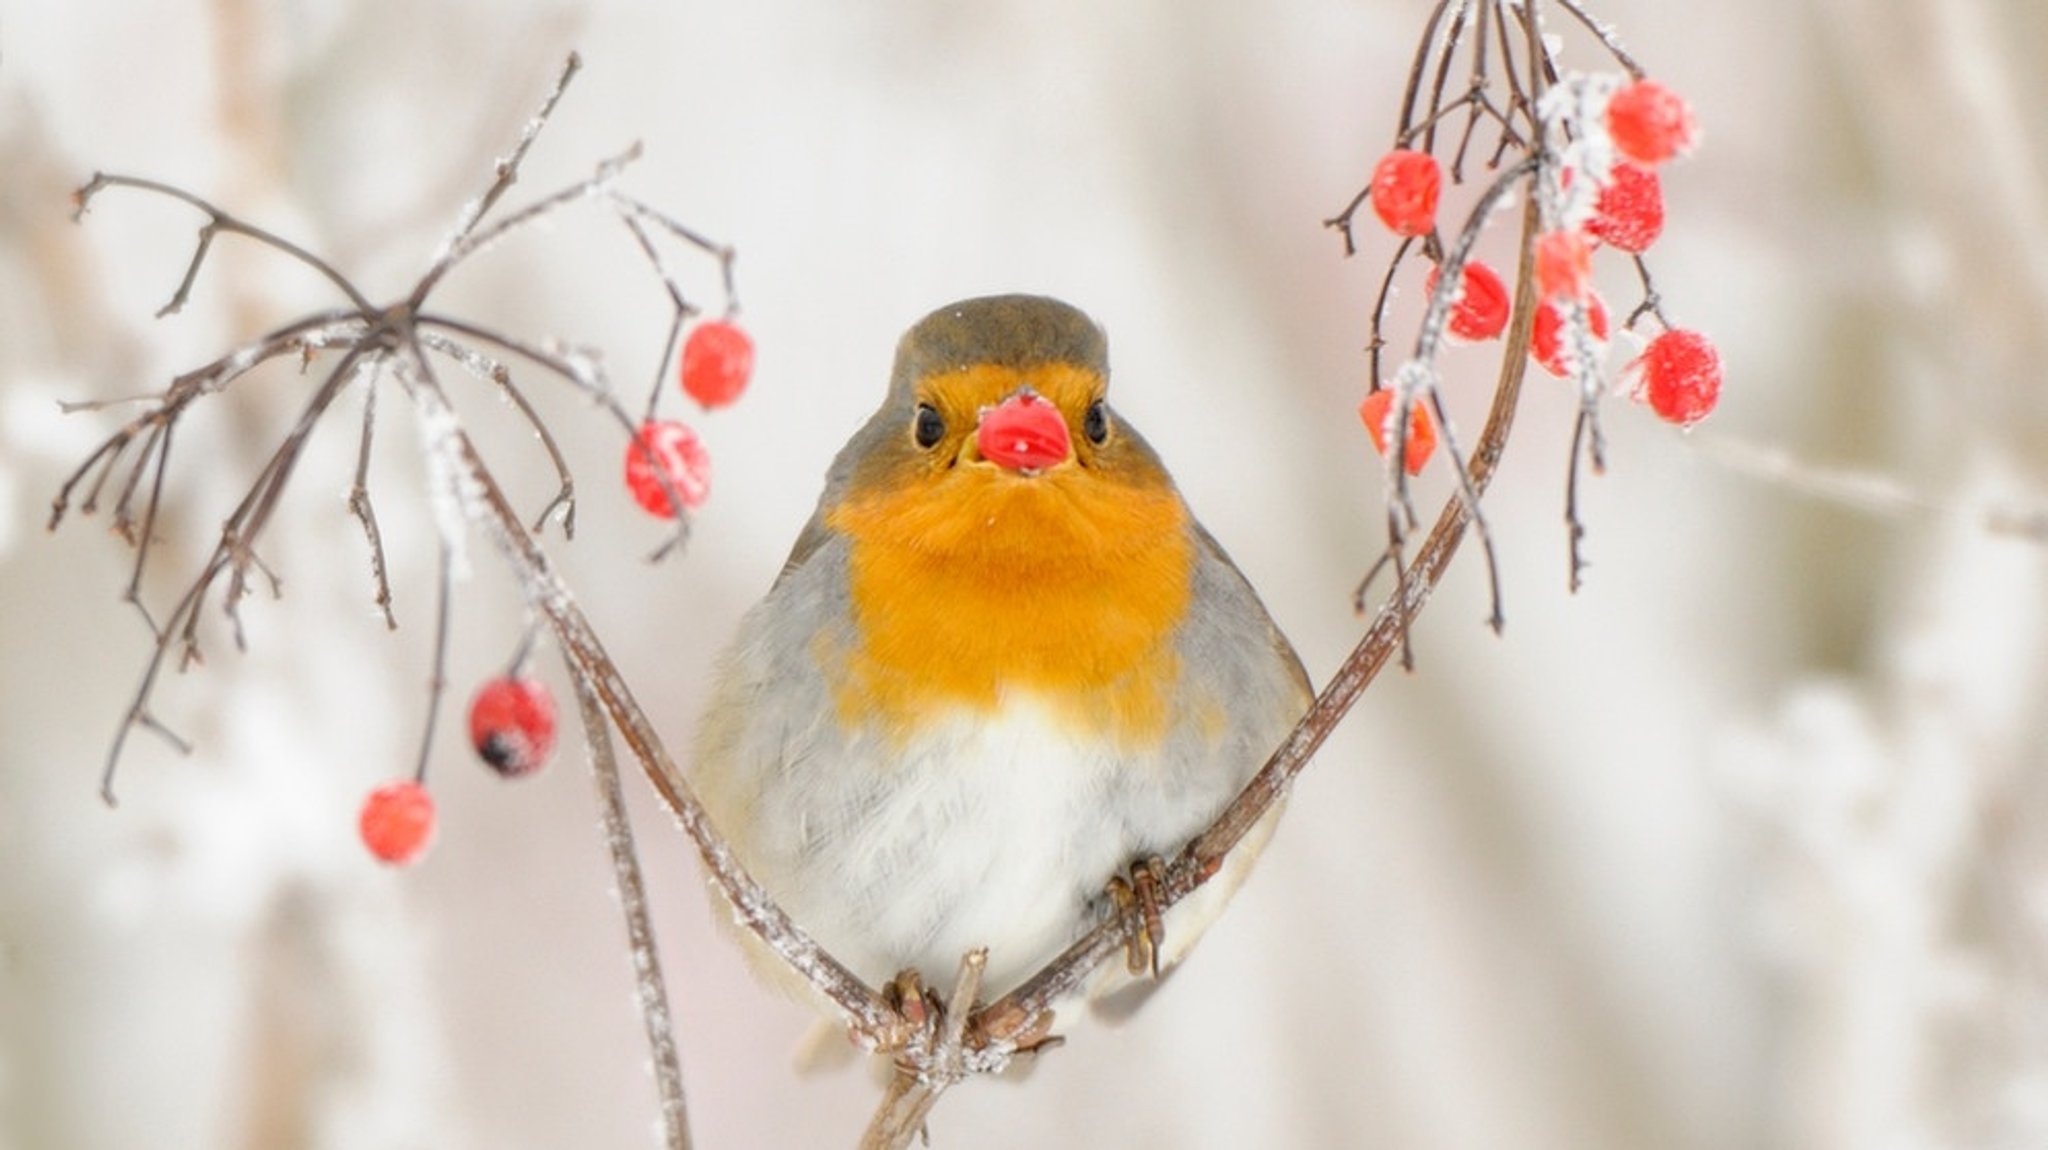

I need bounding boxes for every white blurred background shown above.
[2,2,2044,1147]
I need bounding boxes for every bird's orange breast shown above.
[823,425,1194,750]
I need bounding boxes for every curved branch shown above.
[985,191,1544,1038]
[400,362,896,1038]
[73,175,376,314]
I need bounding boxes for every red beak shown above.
[975,391,1071,472]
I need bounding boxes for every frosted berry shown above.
[624,420,712,518]
[679,318,754,409]
[1425,259,1511,342]
[1358,388,1437,476]
[359,780,435,866]
[468,676,557,778]
[1535,230,1592,301]
[1606,79,1698,166]
[1369,149,1442,238]
[1531,292,1611,378]
[1634,329,1722,426]
[1587,163,1664,253]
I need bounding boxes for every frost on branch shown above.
[1329,0,1723,614]
[53,54,750,1150]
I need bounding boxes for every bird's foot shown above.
[1105,856,1168,979]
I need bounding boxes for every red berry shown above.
[1587,163,1664,253]
[1633,329,1722,426]
[1369,149,1442,238]
[679,319,754,409]
[1358,387,1437,476]
[624,420,712,518]
[359,780,435,866]
[1535,230,1592,301]
[468,676,557,778]
[1531,292,1611,378]
[975,391,1072,472]
[1606,80,1698,166]
[1424,259,1511,342]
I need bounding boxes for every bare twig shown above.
[1565,403,1607,592]
[1623,252,1671,331]
[410,538,455,785]
[415,328,579,538]
[566,662,693,1150]
[345,363,399,629]
[422,51,584,281]
[72,176,375,315]
[1554,0,1646,79]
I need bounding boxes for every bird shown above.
[689,293,1310,1021]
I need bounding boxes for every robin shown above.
[690,294,1310,1017]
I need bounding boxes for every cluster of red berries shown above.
[360,317,754,865]
[357,674,563,865]
[623,317,755,519]
[1357,78,1721,475]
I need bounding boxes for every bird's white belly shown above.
[756,698,1143,994]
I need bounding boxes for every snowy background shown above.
[3,2,2045,1148]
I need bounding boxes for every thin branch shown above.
[73,175,376,314]
[345,366,399,629]
[415,144,642,308]
[415,328,580,538]
[49,313,366,533]
[609,191,732,261]
[1397,0,1461,140]
[1553,0,1646,78]
[1420,2,1472,159]
[566,663,693,1150]
[418,314,617,406]
[411,537,455,785]
[1565,403,1607,592]
[613,210,697,422]
[1489,0,1537,160]
[422,52,584,280]
[115,420,170,609]
[95,550,226,804]
[1365,235,1416,385]
[1623,252,1671,331]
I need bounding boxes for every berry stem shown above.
[412,537,455,786]
[1624,252,1672,331]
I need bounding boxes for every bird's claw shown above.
[1106,856,1168,979]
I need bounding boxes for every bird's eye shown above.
[913,403,946,449]
[1082,400,1109,446]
